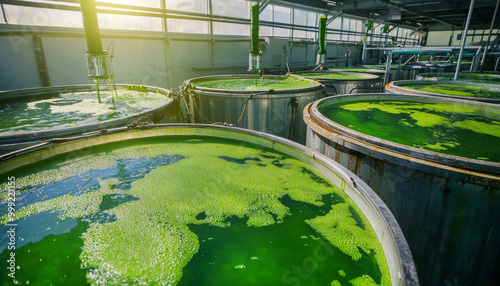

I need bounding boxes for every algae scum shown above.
[192,77,316,91]
[319,100,500,162]
[294,72,375,80]
[0,89,167,135]
[0,137,390,286]
[396,82,500,99]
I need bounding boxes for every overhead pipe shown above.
[454,0,476,81]
[79,0,112,103]
[479,0,500,71]
[316,15,327,68]
[248,3,262,72]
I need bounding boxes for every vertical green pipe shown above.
[250,4,260,56]
[318,16,326,55]
[94,79,101,103]
[79,0,104,55]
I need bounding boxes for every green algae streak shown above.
[320,100,500,162]
[0,90,168,135]
[294,72,376,80]
[396,82,500,99]
[1,137,391,286]
[422,73,500,84]
[192,77,316,90]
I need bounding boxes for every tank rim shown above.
[292,70,381,82]
[185,74,324,95]
[387,80,500,103]
[0,123,419,286]
[307,93,500,176]
[0,84,176,145]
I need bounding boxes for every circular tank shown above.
[0,84,178,153]
[361,65,418,81]
[303,93,500,286]
[292,71,383,95]
[0,124,418,286]
[416,72,500,85]
[386,80,500,103]
[183,74,324,144]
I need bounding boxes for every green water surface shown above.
[421,73,500,84]
[0,90,167,135]
[396,82,500,99]
[0,136,390,285]
[293,72,375,80]
[192,77,317,91]
[319,100,500,162]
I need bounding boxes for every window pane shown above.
[307,12,317,27]
[294,29,306,38]
[274,6,290,24]
[212,0,248,18]
[165,0,207,13]
[4,5,82,27]
[328,32,340,41]
[167,19,208,33]
[274,27,290,37]
[261,26,272,37]
[213,22,249,36]
[0,5,6,24]
[99,14,162,31]
[260,5,272,22]
[99,0,161,8]
[293,9,306,26]
[327,17,341,30]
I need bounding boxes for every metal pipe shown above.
[454,0,476,81]
[480,0,500,71]
[384,51,392,86]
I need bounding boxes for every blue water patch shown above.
[0,154,185,216]
[0,211,77,253]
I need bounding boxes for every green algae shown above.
[306,202,390,285]
[1,137,391,285]
[349,275,378,286]
[340,270,347,277]
[330,68,384,74]
[0,90,168,135]
[293,72,375,80]
[192,77,316,91]
[396,82,500,99]
[319,100,500,162]
[421,73,500,84]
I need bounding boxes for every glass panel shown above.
[306,12,317,40]
[98,14,162,31]
[260,5,273,21]
[274,27,290,37]
[307,11,317,27]
[274,6,290,24]
[293,9,306,26]
[165,0,207,13]
[3,5,82,27]
[261,26,272,37]
[212,0,248,18]
[167,18,208,33]
[99,0,161,8]
[213,22,249,35]
[0,5,6,24]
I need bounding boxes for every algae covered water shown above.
[420,73,500,84]
[0,136,390,286]
[0,90,167,135]
[293,72,376,80]
[396,82,500,99]
[319,100,500,162]
[192,77,316,91]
